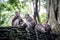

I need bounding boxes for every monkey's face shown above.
[24,14,29,19]
[15,12,20,17]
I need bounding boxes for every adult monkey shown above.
[24,14,36,33]
[12,12,27,28]
[35,23,46,40]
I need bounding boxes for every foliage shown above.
[40,13,46,23]
[40,0,46,9]
[0,0,46,26]
[0,0,28,26]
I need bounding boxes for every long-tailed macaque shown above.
[24,14,36,33]
[12,12,27,28]
[35,23,46,32]
[35,23,51,33]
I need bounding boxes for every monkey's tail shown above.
[35,27,39,40]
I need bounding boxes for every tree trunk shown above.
[33,0,40,24]
[46,0,60,34]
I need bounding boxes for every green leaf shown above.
[0,20,4,25]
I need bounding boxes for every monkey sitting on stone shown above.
[35,23,51,33]
[12,12,27,28]
[24,14,36,33]
[35,23,46,33]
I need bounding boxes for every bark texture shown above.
[33,0,40,24]
[46,0,60,34]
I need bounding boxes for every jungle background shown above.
[0,0,46,26]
